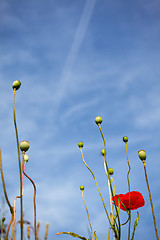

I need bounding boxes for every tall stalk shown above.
[22,152,37,240]
[13,87,23,240]
[98,123,121,239]
[142,160,159,240]
[123,137,131,240]
[138,150,159,240]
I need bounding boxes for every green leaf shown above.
[56,232,89,240]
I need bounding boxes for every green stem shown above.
[79,148,112,227]
[23,154,37,240]
[81,190,93,240]
[124,142,131,240]
[111,175,115,240]
[131,212,139,240]
[13,88,23,240]
[142,160,159,240]
[98,124,121,240]
[5,214,14,240]
[0,149,13,214]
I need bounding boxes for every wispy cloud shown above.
[54,0,96,109]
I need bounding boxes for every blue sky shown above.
[0,0,160,239]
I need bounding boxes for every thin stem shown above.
[13,88,23,240]
[0,149,13,214]
[98,124,121,239]
[124,142,131,240]
[23,156,37,240]
[111,175,115,240]
[104,161,115,240]
[131,212,139,240]
[79,148,112,226]
[10,219,14,240]
[44,223,49,240]
[107,177,112,240]
[14,152,26,240]
[81,190,93,240]
[142,160,159,240]
[1,219,4,240]
[36,221,40,240]
[5,214,14,240]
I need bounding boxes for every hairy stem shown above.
[81,190,93,240]
[13,88,23,240]
[98,124,121,239]
[80,148,112,226]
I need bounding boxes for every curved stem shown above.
[80,148,111,227]
[0,149,13,214]
[14,152,26,240]
[13,88,23,240]
[5,214,14,240]
[98,124,121,239]
[23,159,37,240]
[81,190,93,240]
[142,160,159,240]
[124,142,131,240]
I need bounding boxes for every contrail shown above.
[55,0,96,107]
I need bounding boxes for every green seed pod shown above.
[101,149,106,156]
[138,150,146,161]
[24,154,29,162]
[95,116,103,125]
[123,136,128,142]
[20,141,30,152]
[78,142,83,148]
[108,168,114,175]
[80,185,84,191]
[12,80,21,90]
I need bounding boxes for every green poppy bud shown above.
[80,185,84,191]
[138,150,146,161]
[108,168,114,175]
[123,136,128,143]
[78,142,83,148]
[95,116,103,125]
[12,80,21,90]
[20,141,30,152]
[101,149,106,156]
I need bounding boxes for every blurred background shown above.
[0,0,160,239]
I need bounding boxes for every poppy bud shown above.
[12,80,21,90]
[108,168,114,175]
[24,154,29,162]
[20,141,30,152]
[138,150,146,161]
[101,149,106,156]
[95,116,103,125]
[78,142,83,148]
[123,136,128,142]
[80,185,84,191]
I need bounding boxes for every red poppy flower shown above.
[112,191,145,211]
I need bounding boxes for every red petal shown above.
[112,191,145,211]
[112,194,125,209]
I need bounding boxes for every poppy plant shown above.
[112,191,145,211]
